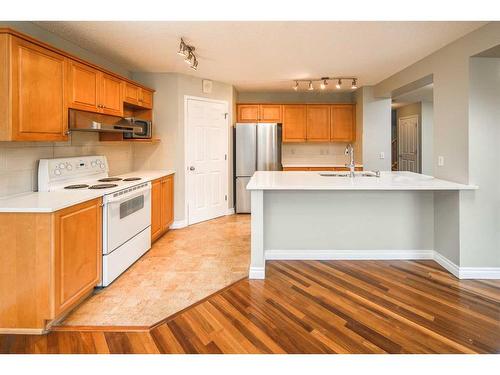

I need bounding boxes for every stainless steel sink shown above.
[319,171,380,178]
[319,173,350,177]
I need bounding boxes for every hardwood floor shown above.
[1,260,499,354]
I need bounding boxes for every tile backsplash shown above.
[282,142,362,165]
[0,132,134,198]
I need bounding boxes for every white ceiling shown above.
[35,21,486,92]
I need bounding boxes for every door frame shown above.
[184,95,230,226]
[397,114,420,173]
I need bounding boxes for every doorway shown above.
[185,96,229,225]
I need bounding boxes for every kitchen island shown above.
[246,171,477,279]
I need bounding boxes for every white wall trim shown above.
[226,208,235,215]
[433,251,460,278]
[249,267,265,279]
[264,249,500,279]
[169,219,188,229]
[265,249,434,260]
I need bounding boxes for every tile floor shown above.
[58,214,250,327]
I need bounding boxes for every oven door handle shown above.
[105,185,151,204]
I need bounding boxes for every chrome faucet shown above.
[345,143,355,177]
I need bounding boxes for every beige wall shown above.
[132,72,235,223]
[0,133,134,197]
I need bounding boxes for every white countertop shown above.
[246,171,478,191]
[0,170,175,213]
[282,162,364,168]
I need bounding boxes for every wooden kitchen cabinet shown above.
[0,198,102,333]
[306,105,330,142]
[151,174,175,242]
[282,105,307,142]
[67,61,123,117]
[0,35,68,141]
[331,104,355,142]
[259,104,282,122]
[124,82,153,109]
[237,104,260,122]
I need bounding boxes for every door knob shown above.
[189,166,195,171]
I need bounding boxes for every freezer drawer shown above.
[236,177,251,213]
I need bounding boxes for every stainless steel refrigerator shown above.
[235,123,282,213]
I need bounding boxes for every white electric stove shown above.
[38,155,152,286]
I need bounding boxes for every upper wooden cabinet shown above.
[0,28,155,142]
[282,105,307,142]
[67,61,123,117]
[236,104,282,123]
[0,35,68,141]
[306,105,330,142]
[331,104,355,142]
[124,82,153,109]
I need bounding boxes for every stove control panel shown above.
[38,156,109,192]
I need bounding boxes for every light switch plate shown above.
[202,79,213,93]
[438,156,445,166]
[379,152,385,159]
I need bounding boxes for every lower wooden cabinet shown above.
[0,198,102,334]
[151,174,174,242]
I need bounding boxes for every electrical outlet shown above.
[438,156,444,166]
[379,152,385,159]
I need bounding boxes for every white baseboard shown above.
[433,251,460,278]
[169,219,187,229]
[226,208,235,215]
[249,266,265,279]
[265,249,434,261]
[264,249,500,280]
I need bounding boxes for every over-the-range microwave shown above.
[123,118,152,139]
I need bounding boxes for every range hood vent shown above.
[68,109,141,134]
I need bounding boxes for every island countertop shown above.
[246,171,478,191]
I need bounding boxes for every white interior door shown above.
[186,97,229,225]
[398,115,420,173]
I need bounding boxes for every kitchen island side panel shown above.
[263,190,434,251]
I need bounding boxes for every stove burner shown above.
[123,177,141,181]
[64,184,90,189]
[98,177,123,182]
[89,183,118,189]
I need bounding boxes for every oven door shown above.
[103,182,151,254]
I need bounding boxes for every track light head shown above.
[184,52,193,65]
[190,58,198,70]
[351,79,358,90]
[308,81,314,91]
[320,79,328,90]
[336,79,342,89]
[177,39,188,56]
[293,81,299,91]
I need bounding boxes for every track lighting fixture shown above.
[177,38,199,70]
[290,76,358,92]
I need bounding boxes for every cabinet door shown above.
[161,175,174,231]
[10,37,68,141]
[67,60,100,113]
[306,105,330,142]
[54,198,102,315]
[282,105,307,142]
[151,178,163,242]
[124,82,140,106]
[100,73,123,116]
[331,104,355,142]
[140,88,153,109]
[237,104,259,123]
[259,104,282,122]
